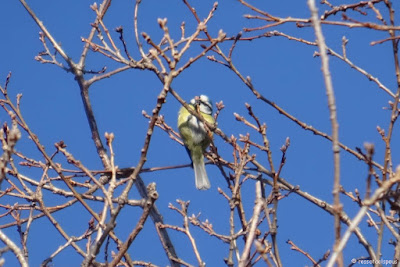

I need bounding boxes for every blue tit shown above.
[178,95,215,190]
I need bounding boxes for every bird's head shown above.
[190,95,213,115]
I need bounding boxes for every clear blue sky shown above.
[1,0,399,266]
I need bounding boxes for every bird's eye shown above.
[200,100,211,109]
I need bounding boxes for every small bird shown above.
[178,95,215,190]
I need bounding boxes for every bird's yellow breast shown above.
[178,104,214,151]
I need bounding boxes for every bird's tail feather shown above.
[193,157,210,190]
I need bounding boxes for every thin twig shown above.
[239,181,263,266]
[308,1,342,266]
[0,230,28,267]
